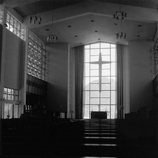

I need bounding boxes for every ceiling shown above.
[1,0,158,47]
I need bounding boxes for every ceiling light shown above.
[114,5,127,40]
[138,25,142,27]
[47,35,58,42]
[29,16,42,24]
[28,0,42,24]
[47,0,58,43]
[116,32,126,39]
[113,11,127,20]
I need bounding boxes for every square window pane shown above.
[91,49,99,55]
[85,50,90,62]
[8,95,11,100]
[90,98,99,104]
[90,105,99,112]
[101,98,110,104]
[101,91,110,97]
[14,105,19,118]
[90,64,99,69]
[111,49,116,62]
[101,84,110,90]
[111,91,116,104]
[100,105,110,112]
[91,56,99,62]
[102,77,110,83]
[84,63,89,76]
[111,106,117,119]
[4,88,7,93]
[102,70,110,76]
[111,77,116,90]
[8,89,11,94]
[111,63,116,76]
[90,91,99,97]
[102,64,110,69]
[85,91,89,104]
[91,70,99,76]
[84,77,90,89]
[84,105,90,118]
[102,56,110,61]
[101,43,110,48]
[90,77,99,83]
[90,84,99,90]
[101,49,110,55]
[91,43,99,48]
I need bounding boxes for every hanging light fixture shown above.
[113,11,127,20]
[29,16,42,24]
[47,0,58,43]
[28,0,42,24]
[116,32,126,39]
[47,35,58,42]
[114,2,127,40]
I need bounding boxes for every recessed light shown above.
[68,25,72,28]
[98,38,100,40]
[138,25,142,27]
[45,28,49,31]
[95,30,98,33]
[114,23,117,25]
[91,20,94,22]
[75,35,78,37]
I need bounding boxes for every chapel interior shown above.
[0,0,158,157]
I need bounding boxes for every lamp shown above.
[116,32,126,39]
[114,3,127,40]
[47,35,58,42]
[28,0,42,24]
[47,0,58,43]
[113,11,127,20]
[29,16,41,24]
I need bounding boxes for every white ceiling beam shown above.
[2,0,41,8]
[24,0,158,29]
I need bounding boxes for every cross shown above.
[90,52,111,93]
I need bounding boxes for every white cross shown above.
[90,52,111,93]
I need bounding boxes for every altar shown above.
[91,111,107,119]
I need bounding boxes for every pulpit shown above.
[91,111,107,119]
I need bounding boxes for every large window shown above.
[6,12,25,40]
[83,42,117,119]
[0,7,3,25]
[27,31,47,81]
[2,88,19,119]
[3,87,19,101]
[2,103,19,119]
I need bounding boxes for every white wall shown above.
[129,40,153,113]
[46,43,69,113]
[4,30,25,89]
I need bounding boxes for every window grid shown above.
[27,31,47,81]
[3,87,19,101]
[0,7,3,25]
[84,42,117,119]
[6,12,25,40]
